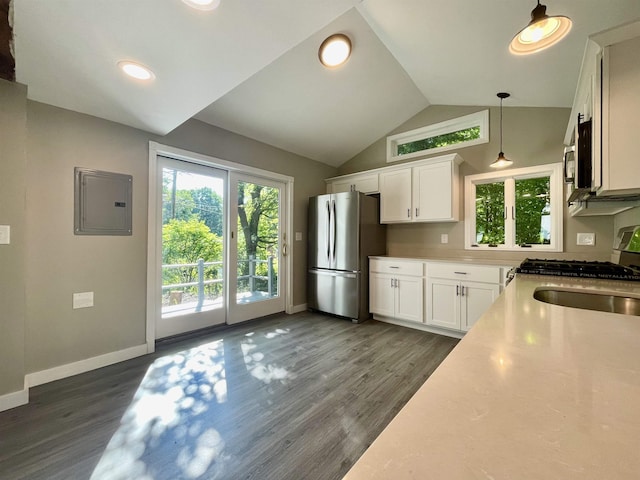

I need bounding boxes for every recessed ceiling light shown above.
[117,61,155,81]
[318,34,352,68]
[182,0,221,11]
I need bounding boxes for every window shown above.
[464,163,563,252]
[387,110,489,163]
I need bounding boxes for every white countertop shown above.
[369,255,521,268]
[344,274,640,480]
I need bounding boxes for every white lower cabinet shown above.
[370,259,424,323]
[426,263,502,333]
[370,258,504,335]
[426,278,499,332]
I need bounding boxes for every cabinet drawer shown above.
[370,259,424,276]
[427,263,501,284]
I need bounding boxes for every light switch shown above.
[295,232,302,241]
[577,232,595,246]
[73,292,94,309]
[441,234,448,244]
[0,225,10,245]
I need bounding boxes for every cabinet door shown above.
[370,272,395,317]
[395,276,423,323]
[426,278,460,330]
[460,282,500,331]
[601,36,640,195]
[413,161,456,222]
[379,168,412,223]
[330,179,354,194]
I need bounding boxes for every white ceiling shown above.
[13,0,640,167]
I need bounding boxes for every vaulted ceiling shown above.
[12,0,640,166]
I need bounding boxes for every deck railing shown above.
[162,256,275,309]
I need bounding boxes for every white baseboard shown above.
[25,344,149,388]
[288,303,308,314]
[0,388,29,412]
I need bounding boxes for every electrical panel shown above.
[74,167,132,235]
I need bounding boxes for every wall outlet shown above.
[73,292,94,309]
[577,232,596,246]
[295,232,302,241]
[0,225,10,245]
[440,234,448,244]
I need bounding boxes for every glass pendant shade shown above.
[490,152,513,169]
[509,1,572,55]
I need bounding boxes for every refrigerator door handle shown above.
[331,199,337,265]
[326,200,331,262]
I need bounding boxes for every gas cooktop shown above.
[516,258,640,281]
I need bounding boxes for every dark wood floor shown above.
[0,312,458,480]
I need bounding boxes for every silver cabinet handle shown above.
[395,279,399,288]
[390,278,394,288]
[407,208,411,218]
[389,266,399,269]
[461,286,465,296]
[454,271,467,275]
[456,285,459,296]
[415,208,419,217]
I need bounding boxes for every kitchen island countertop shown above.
[344,274,640,479]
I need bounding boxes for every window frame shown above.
[464,163,564,252]
[387,110,489,163]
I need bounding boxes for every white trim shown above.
[147,142,295,338]
[387,110,489,163]
[25,344,148,388]
[464,163,563,252]
[0,388,29,412]
[289,303,308,314]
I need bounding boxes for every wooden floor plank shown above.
[0,312,458,480]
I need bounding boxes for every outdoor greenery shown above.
[515,177,551,245]
[236,181,280,296]
[475,177,551,246]
[161,169,280,304]
[397,126,480,155]
[475,181,505,245]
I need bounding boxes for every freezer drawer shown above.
[308,269,361,320]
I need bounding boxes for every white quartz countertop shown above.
[344,274,640,480]
[369,255,521,267]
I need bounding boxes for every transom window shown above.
[464,163,563,252]
[387,110,489,163]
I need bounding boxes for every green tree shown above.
[162,218,223,295]
[236,182,279,293]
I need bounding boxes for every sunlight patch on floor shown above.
[241,328,295,385]
[91,340,228,479]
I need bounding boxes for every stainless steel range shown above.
[516,258,640,281]
[514,225,640,282]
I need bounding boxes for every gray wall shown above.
[339,104,617,263]
[0,80,27,397]
[1,84,335,395]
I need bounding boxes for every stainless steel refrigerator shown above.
[307,191,386,322]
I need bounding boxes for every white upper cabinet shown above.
[378,153,463,224]
[566,21,640,211]
[600,34,640,196]
[379,168,413,222]
[325,172,379,194]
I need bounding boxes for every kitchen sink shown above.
[533,288,640,316]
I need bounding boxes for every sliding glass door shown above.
[227,173,286,324]
[156,157,227,338]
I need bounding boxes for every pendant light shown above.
[509,1,572,55]
[490,92,513,169]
